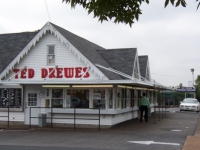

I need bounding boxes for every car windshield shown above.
[182,99,197,103]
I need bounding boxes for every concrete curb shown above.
[182,112,200,150]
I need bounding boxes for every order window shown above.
[66,89,89,108]
[93,89,105,109]
[51,89,63,108]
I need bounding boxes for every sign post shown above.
[177,86,196,98]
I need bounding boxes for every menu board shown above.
[0,88,22,108]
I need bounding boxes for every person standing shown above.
[139,93,150,122]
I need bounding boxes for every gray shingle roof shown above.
[138,55,148,79]
[50,23,123,80]
[0,23,137,81]
[0,31,38,73]
[97,48,137,78]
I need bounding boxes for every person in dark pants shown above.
[139,93,150,122]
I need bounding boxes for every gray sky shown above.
[0,0,199,87]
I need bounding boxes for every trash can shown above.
[148,107,151,117]
[38,113,47,127]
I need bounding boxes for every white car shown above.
[180,98,200,112]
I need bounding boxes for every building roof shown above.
[0,22,143,81]
[97,48,137,78]
[50,23,123,80]
[0,31,38,73]
[138,55,148,79]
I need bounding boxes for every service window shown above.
[116,88,121,109]
[66,89,89,108]
[108,89,113,109]
[93,89,105,109]
[52,89,63,108]
[130,89,134,107]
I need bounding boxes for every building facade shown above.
[0,22,169,128]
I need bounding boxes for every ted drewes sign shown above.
[177,86,196,92]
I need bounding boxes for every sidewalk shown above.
[182,112,200,150]
[0,109,200,150]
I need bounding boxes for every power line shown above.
[44,0,51,22]
[151,73,191,77]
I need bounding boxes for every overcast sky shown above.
[0,0,199,87]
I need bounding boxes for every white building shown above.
[0,22,170,128]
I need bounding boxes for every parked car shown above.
[179,98,200,112]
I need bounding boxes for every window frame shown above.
[51,89,63,108]
[0,85,23,112]
[93,88,106,109]
[47,45,55,65]
[66,89,90,108]
[28,93,37,106]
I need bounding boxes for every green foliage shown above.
[164,0,187,8]
[195,75,200,100]
[195,85,200,100]
[195,75,200,85]
[62,0,200,27]
[62,0,149,27]
[179,83,183,88]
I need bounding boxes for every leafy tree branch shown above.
[62,0,199,27]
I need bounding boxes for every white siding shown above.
[111,111,137,125]
[4,33,100,81]
[0,112,24,122]
[44,110,139,126]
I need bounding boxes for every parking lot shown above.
[0,108,199,150]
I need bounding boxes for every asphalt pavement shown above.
[0,107,199,150]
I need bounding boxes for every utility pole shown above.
[190,68,195,98]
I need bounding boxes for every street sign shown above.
[177,86,195,92]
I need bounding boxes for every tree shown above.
[195,75,200,100]
[179,83,183,88]
[62,0,200,27]
[195,75,200,85]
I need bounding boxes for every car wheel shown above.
[195,107,199,113]
[180,109,182,111]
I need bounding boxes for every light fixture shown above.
[72,85,113,88]
[190,68,194,87]
[190,68,195,98]
[126,86,133,89]
[134,87,148,90]
[117,85,127,88]
[118,85,148,89]
[133,87,142,90]
[42,85,70,88]
[148,89,155,91]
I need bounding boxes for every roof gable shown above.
[2,33,103,83]
[50,23,122,80]
[0,32,38,74]
[138,55,151,81]
[97,48,137,79]
[0,22,123,80]
[133,54,141,80]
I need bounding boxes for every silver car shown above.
[180,98,200,112]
